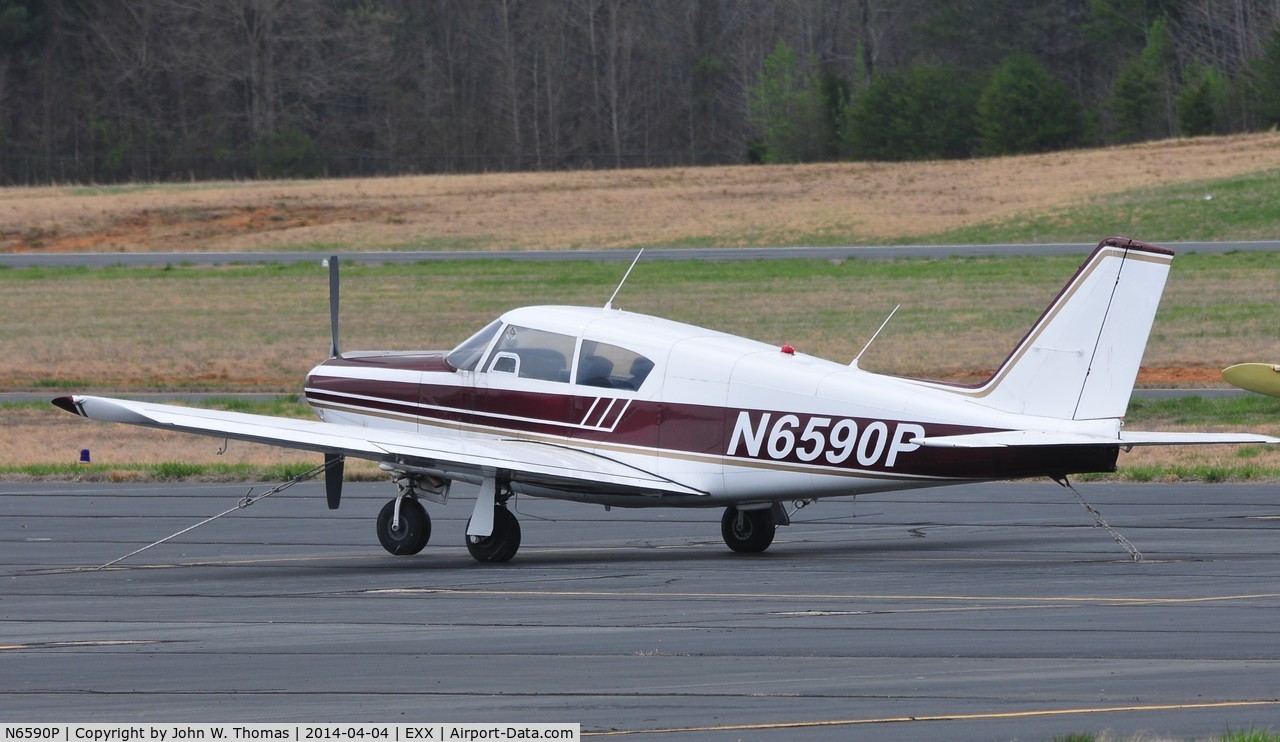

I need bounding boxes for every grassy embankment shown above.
[6,132,1280,253]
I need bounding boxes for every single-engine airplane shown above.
[54,237,1279,562]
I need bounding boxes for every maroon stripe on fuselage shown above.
[305,371,1119,481]
[904,444,1116,480]
[306,377,471,426]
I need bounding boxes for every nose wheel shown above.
[721,506,775,553]
[376,497,431,555]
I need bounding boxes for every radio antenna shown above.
[851,304,900,368]
[604,249,644,310]
[325,255,341,358]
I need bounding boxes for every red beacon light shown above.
[780,344,795,355]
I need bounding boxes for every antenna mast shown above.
[851,304,900,368]
[604,249,645,310]
[326,255,341,358]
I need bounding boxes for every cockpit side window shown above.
[446,319,502,371]
[576,340,654,390]
[484,324,576,383]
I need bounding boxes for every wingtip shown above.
[51,396,83,416]
[1099,236,1175,257]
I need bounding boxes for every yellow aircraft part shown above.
[1222,363,1280,398]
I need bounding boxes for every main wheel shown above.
[465,507,522,563]
[377,497,431,555]
[721,506,775,553]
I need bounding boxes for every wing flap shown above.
[1117,431,1280,446]
[913,430,1280,449]
[911,431,1113,448]
[54,395,705,496]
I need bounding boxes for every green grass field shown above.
[3,251,1277,391]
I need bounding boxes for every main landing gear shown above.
[720,505,777,553]
[376,497,431,555]
[465,506,522,563]
[375,474,523,563]
[374,478,784,562]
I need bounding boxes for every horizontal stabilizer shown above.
[913,430,1280,449]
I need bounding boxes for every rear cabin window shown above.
[484,325,576,383]
[576,340,654,390]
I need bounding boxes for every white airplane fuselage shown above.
[304,305,1121,508]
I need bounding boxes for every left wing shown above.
[52,395,705,497]
[912,430,1280,449]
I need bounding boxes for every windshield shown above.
[446,319,502,371]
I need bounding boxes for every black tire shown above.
[377,498,431,555]
[721,506,775,553]
[465,507,522,563]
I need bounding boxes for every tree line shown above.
[3,0,1280,184]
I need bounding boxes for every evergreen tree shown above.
[844,64,979,161]
[746,40,830,164]
[819,68,852,156]
[1106,17,1178,142]
[1177,61,1229,137]
[1246,26,1280,128]
[0,0,44,49]
[1109,55,1160,141]
[976,55,1083,155]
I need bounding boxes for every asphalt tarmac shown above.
[3,480,1280,740]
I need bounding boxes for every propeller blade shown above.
[328,255,341,358]
[325,452,345,510]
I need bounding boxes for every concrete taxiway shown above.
[3,480,1279,740]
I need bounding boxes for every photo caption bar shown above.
[2,726,579,742]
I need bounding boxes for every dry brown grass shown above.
[1114,437,1280,477]
[4,132,1280,252]
[0,404,389,476]
[0,404,316,469]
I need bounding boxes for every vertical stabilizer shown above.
[941,238,1172,420]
